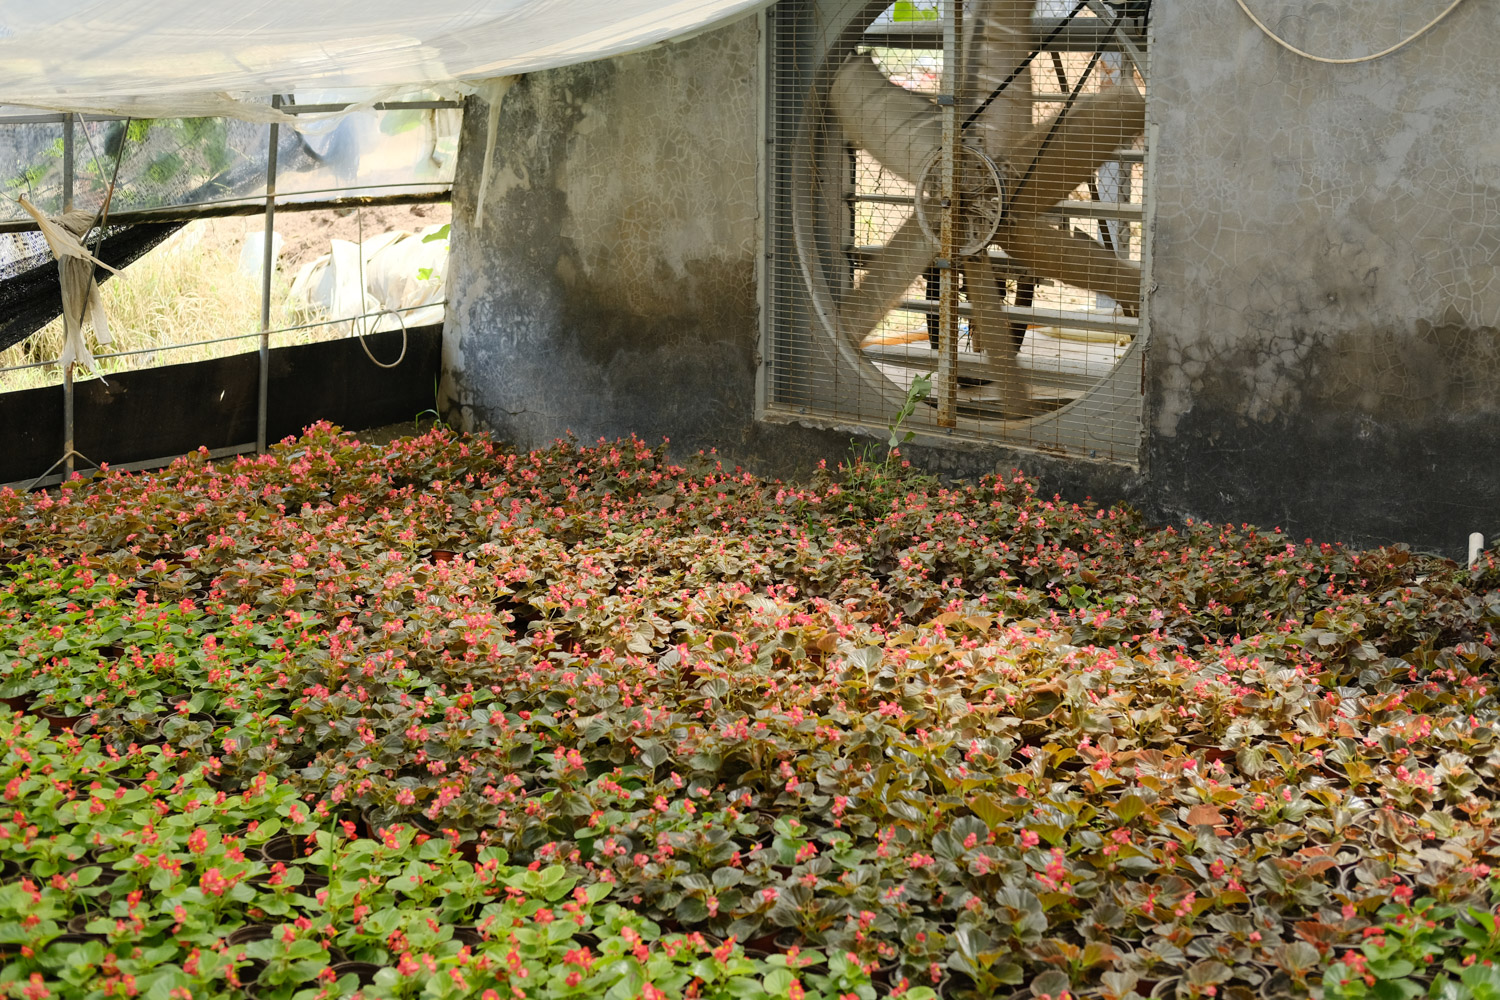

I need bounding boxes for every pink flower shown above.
[199,868,231,897]
[1019,829,1040,848]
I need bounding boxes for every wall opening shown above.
[765,0,1150,463]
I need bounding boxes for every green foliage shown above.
[0,424,1498,998]
[1324,893,1500,1000]
[887,373,932,450]
[892,1,940,21]
[418,223,452,281]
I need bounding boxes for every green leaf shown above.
[1112,794,1147,823]
[676,896,710,923]
[763,968,795,996]
[1368,977,1424,1000]
[1368,958,1416,980]
[970,792,1006,831]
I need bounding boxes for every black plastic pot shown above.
[258,835,309,865]
[228,924,274,946]
[66,914,103,934]
[329,962,384,987]
[43,931,108,950]
[40,709,89,733]
[157,713,223,740]
[0,692,33,714]
[249,872,329,895]
[64,856,122,895]
[450,926,485,948]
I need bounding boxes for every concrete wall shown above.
[444,2,1500,558]
[442,17,774,462]
[1145,0,1500,553]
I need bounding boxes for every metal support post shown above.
[257,96,281,454]
[62,113,76,481]
[936,0,963,427]
[62,114,75,212]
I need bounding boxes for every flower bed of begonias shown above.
[2,423,1500,1000]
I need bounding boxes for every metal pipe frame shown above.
[0,299,445,377]
[936,0,962,428]
[0,99,461,127]
[62,113,76,480]
[861,15,1146,52]
[257,96,281,454]
[0,190,451,236]
[12,96,456,490]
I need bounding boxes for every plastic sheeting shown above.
[0,0,772,120]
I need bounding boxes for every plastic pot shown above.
[228,924,274,946]
[157,713,223,740]
[258,835,309,865]
[42,931,108,949]
[329,962,384,987]
[0,693,32,714]
[40,709,89,733]
[249,872,329,894]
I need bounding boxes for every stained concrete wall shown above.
[1145,0,1500,553]
[442,17,773,462]
[444,2,1500,558]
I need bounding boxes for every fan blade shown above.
[1008,82,1146,217]
[830,54,941,185]
[840,214,935,348]
[960,254,1011,359]
[962,254,1052,416]
[1004,218,1141,311]
[966,0,1036,157]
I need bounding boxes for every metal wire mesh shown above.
[766,0,1149,463]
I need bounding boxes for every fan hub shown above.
[913,143,1007,257]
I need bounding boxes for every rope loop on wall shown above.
[353,306,409,369]
[1232,0,1467,64]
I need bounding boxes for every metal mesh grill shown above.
[765,0,1149,463]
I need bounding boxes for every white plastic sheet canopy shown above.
[0,0,772,119]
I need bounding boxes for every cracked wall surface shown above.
[1146,0,1500,553]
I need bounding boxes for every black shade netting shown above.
[0,222,183,356]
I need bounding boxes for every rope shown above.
[351,205,408,369]
[25,448,98,491]
[353,306,409,369]
[1232,0,1468,64]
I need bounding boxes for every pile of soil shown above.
[189,202,451,278]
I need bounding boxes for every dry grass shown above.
[0,221,365,393]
